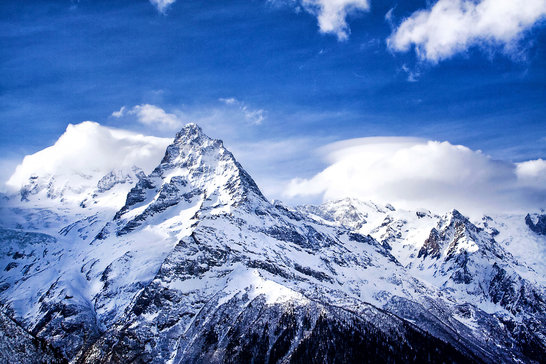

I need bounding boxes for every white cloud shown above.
[516,158,546,187]
[150,0,368,40]
[388,0,546,62]
[301,0,370,40]
[285,137,546,215]
[219,97,237,105]
[129,104,182,129]
[242,108,265,125]
[149,0,176,14]
[219,97,265,125]
[5,121,171,193]
[272,0,369,40]
[108,100,266,142]
[111,106,126,118]
[228,137,328,202]
[0,158,21,193]
[401,64,420,82]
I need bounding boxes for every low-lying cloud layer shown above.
[285,137,546,215]
[388,0,546,62]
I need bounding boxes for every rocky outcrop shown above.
[526,213,546,235]
[0,310,65,364]
[416,210,546,339]
[418,228,441,258]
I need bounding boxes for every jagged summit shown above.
[111,123,267,235]
[153,123,263,201]
[418,209,482,260]
[173,122,203,141]
[447,208,465,220]
[444,209,473,228]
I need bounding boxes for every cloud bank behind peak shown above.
[285,137,546,215]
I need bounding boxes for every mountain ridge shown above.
[0,123,544,363]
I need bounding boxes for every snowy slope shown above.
[0,123,544,363]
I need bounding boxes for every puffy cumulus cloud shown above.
[388,0,546,62]
[149,0,176,14]
[285,137,546,215]
[5,121,171,192]
[301,0,370,40]
[113,104,182,130]
[516,158,546,187]
[272,0,369,40]
[219,97,265,125]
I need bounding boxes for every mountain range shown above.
[0,123,544,363]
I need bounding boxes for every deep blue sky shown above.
[1,0,545,173]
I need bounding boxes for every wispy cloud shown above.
[285,137,546,215]
[388,0,546,62]
[219,97,266,125]
[401,64,420,82]
[111,106,126,118]
[149,0,176,14]
[111,98,266,138]
[112,104,182,130]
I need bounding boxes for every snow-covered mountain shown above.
[0,123,544,363]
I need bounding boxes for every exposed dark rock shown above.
[81,295,480,364]
[293,263,334,283]
[418,228,441,258]
[525,213,546,235]
[0,311,66,364]
[4,261,18,271]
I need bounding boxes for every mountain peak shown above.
[448,209,465,221]
[174,123,205,143]
[112,124,267,234]
[3,124,546,364]
[418,209,478,260]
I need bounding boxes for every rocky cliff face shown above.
[414,210,545,317]
[526,213,546,235]
[0,311,65,364]
[0,124,545,363]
